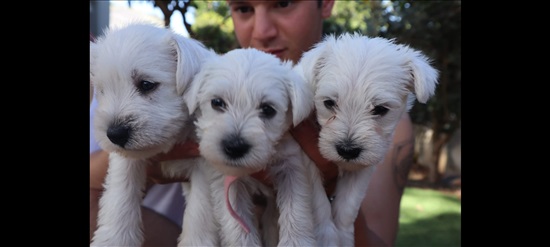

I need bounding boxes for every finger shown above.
[146,163,189,184]
[290,116,339,184]
[154,141,200,162]
[250,170,273,187]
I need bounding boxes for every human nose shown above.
[251,9,277,43]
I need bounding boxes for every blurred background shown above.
[90,1,461,246]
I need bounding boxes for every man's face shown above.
[228,0,333,64]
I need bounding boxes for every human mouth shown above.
[265,49,285,58]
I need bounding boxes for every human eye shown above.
[231,4,253,14]
[274,0,293,8]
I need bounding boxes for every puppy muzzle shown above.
[335,140,363,161]
[222,135,251,159]
[107,124,132,148]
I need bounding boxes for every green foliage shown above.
[191,1,238,53]
[397,187,461,247]
[384,1,462,136]
[323,0,386,37]
[195,0,229,17]
[141,1,237,54]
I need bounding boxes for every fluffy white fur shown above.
[294,32,439,246]
[89,22,216,246]
[185,48,330,246]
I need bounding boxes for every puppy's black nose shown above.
[336,142,362,161]
[107,124,131,148]
[222,135,250,159]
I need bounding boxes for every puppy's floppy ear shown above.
[294,34,333,89]
[171,34,215,96]
[403,45,439,109]
[287,61,315,127]
[183,58,211,115]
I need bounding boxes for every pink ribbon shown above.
[224,175,250,233]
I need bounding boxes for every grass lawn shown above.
[395,187,461,247]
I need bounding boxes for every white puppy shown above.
[295,32,439,246]
[184,48,325,246]
[89,22,216,246]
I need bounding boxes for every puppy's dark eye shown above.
[371,105,389,116]
[138,80,158,93]
[211,98,226,112]
[260,103,276,119]
[324,99,337,110]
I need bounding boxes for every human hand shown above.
[145,115,338,196]
[145,141,200,185]
[144,139,275,187]
[289,114,339,196]
[250,115,339,196]
[248,114,338,196]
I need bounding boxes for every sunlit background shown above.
[90,1,191,38]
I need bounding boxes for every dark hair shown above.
[317,0,322,8]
